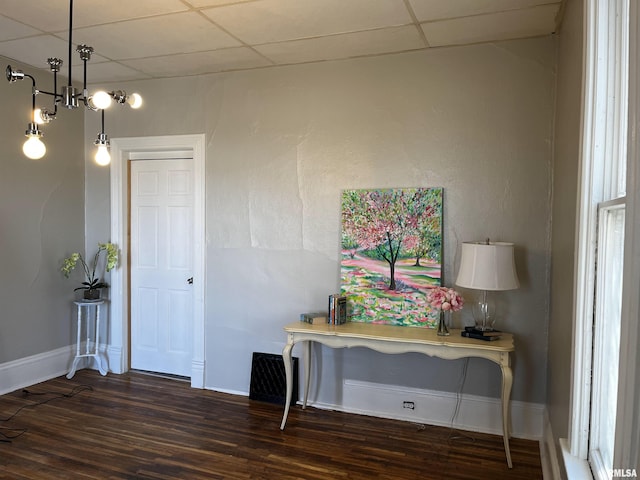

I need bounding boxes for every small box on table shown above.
[300,312,328,325]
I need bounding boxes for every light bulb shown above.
[127,93,143,109]
[91,90,112,109]
[34,108,46,125]
[34,108,54,124]
[23,135,46,159]
[95,144,111,166]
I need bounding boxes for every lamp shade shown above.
[455,242,519,291]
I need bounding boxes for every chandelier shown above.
[5,0,142,165]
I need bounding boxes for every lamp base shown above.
[474,323,495,332]
[472,291,496,331]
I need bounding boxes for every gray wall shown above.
[86,37,555,404]
[547,0,584,466]
[0,59,85,363]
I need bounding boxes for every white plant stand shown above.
[67,300,108,379]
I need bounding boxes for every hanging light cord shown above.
[67,0,73,86]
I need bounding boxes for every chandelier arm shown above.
[14,73,39,124]
[28,77,37,124]
[36,90,61,98]
[53,68,59,114]
[81,57,89,107]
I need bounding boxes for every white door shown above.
[130,158,194,377]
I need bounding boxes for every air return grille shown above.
[249,352,298,405]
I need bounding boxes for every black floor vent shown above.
[249,352,298,405]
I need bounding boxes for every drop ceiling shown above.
[0,0,563,84]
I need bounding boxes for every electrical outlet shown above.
[402,401,415,410]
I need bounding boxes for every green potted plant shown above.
[61,243,118,300]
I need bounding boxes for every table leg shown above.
[66,356,81,379]
[85,305,93,355]
[95,304,108,376]
[302,340,311,409]
[75,304,82,357]
[501,363,514,468]
[96,355,108,376]
[67,304,83,379]
[280,339,294,430]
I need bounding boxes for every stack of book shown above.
[328,294,347,325]
[461,326,502,341]
[300,312,328,325]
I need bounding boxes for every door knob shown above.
[187,277,193,285]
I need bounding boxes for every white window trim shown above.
[567,0,621,461]
[614,0,640,470]
[563,0,635,477]
[589,202,625,479]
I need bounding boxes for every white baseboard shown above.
[207,386,249,397]
[305,379,545,440]
[107,345,124,374]
[541,408,563,479]
[191,360,205,388]
[0,345,75,395]
[106,347,205,386]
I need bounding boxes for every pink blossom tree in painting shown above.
[340,188,443,327]
[342,188,441,290]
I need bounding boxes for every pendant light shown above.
[5,0,142,165]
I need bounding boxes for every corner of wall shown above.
[541,407,566,479]
[0,346,76,396]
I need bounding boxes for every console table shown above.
[67,300,108,379]
[279,321,515,468]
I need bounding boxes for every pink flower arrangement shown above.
[426,286,464,312]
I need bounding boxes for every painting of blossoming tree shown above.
[341,187,443,328]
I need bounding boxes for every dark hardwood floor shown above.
[0,370,542,479]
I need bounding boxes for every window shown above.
[590,201,625,477]
[564,0,639,479]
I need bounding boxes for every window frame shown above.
[614,0,640,470]
[589,200,625,478]
[564,0,639,477]
[568,0,628,462]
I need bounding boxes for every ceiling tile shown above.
[187,0,255,6]
[0,15,42,41]
[256,26,425,65]
[409,0,559,21]
[73,61,152,84]
[201,0,413,44]
[0,0,562,82]
[120,48,272,77]
[0,0,189,32]
[422,4,560,47]
[0,0,76,32]
[71,0,190,27]
[0,39,118,89]
[70,12,242,60]
[0,35,110,71]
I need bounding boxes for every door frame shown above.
[108,134,206,388]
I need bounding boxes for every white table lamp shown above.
[455,241,519,331]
